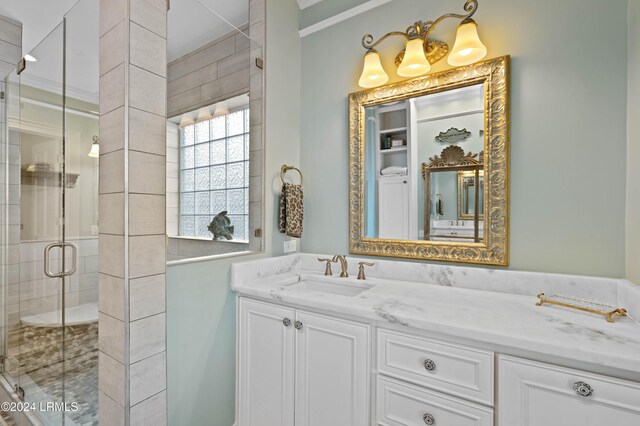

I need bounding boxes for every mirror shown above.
[349,56,509,265]
[458,171,484,220]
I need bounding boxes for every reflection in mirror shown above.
[458,171,484,220]
[350,56,509,265]
[364,83,485,243]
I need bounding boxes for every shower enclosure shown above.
[1,1,99,424]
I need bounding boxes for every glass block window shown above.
[179,108,250,240]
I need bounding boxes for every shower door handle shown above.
[44,242,64,278]
[44,242,78,278]
[62,242,78,276]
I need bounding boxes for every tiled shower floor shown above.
[6,323,98,426]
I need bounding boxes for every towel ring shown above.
[280,164,303,186]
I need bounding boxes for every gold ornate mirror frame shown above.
[458,170,484,221]
[348,55,510,266]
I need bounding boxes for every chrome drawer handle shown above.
[573,381,593,397]
[423,413,436,425]
[294,321,303,330]
[423,359,436,372]
[283,318,291,327]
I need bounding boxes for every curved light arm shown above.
[421,0,479,39]
[361,0,478,50]
[361,31,409,50]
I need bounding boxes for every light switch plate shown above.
[284,239,297,253]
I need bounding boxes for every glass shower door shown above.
[5,22,68,426]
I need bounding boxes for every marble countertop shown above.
[232,255,640,376]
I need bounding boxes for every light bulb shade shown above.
[88,142,99,158]
[358,51,389,88]
[448,20,487,66]
[397,38,431,77]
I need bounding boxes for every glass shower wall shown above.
[1,66,21,396]
[1,0,99,424]
[0,62,23,396]
[62,1,100,424]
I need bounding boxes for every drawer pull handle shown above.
[423,413,436,425]
[573,381,593,397]
[294,321,303,330]
[283,318,291,327]
[423,359,436,372]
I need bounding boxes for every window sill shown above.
[166,249,260,267]
[168,235,250,244]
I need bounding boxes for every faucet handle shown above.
[357,262,375,280]
[317,258,333,276]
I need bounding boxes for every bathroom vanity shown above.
[232,254,640,426]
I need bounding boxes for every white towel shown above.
[380,166,408,176]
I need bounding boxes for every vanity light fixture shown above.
[88,135,99,158]
[358,0,487,88]
[24,54,37,62]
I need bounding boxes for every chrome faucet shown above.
[332,254,349,277]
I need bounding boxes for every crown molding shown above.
[20,74,98,105]
[299,0,392,38]
[297,0,324,10]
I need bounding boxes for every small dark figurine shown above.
[208,211,234,240]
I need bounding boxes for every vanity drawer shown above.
[376,376,493,426]
[499,355,640,425]
[377,329,494,405]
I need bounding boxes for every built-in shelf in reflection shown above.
[21,167,79,188]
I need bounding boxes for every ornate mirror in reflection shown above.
[458,170,484,220]
[349,56,509,265]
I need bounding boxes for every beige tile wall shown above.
[0,15,20,80]
[98,0,167,424]
[167,27,250,117]
[165,122,178,236]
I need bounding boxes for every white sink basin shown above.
[287,279,374,297]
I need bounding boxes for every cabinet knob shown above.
[294,321,303,330]
[282,318,291,327]
[423,359,436,372]
[573,381,593,397]
[423,413,436,425]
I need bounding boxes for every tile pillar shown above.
[98,0,167,424]
[0,15,21,78]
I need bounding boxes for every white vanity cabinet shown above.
[376,328,494,426]
[236,292,640,426]
[499,355,640,426]
[237,298,370,426]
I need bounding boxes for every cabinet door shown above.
[378,177,409,239]
[294,311,370,426]
[238,299,295,426]
[499,355,640,426]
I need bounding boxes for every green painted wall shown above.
[627,0,640,284]
[167,0,301,424]
[299,0,628,277]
